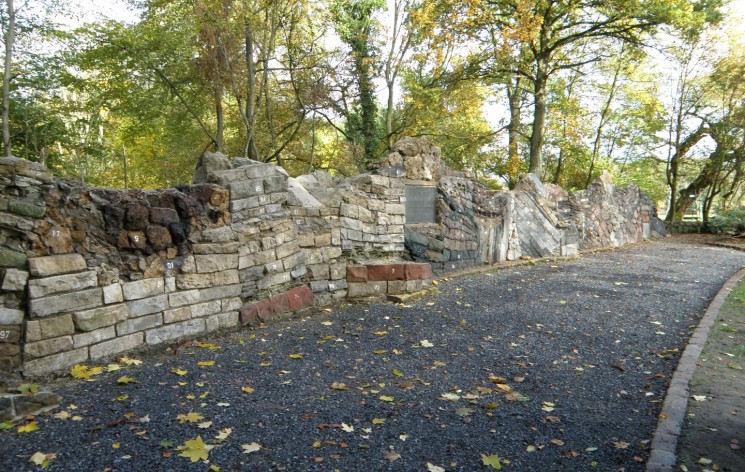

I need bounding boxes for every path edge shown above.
[646,265,745,471]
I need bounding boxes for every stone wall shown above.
[0,137,666,379]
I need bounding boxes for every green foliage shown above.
[708,207,745,235]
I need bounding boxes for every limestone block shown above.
[276,242,299,260]
[122,278,165,301]
[126,294,168,318]
[103,283,124,304]
[199,284,242,302]
[264,260,283,274]
[39,314,75,339]
[222,297,243,312]
[0,210,34,231]
[25,320,41,342]
[347,281,387,298]
[307,264,330,281]
[281,252,305,271]
[164,306,192,324]
[387,280,405,294]
[329,263,346,280]
[1,268,28,291]
[195,254,239,273]
[176,270,240,290]
[257,271,292,290]
[30,288,103,317]
[145,319,205,345]
[24,336,73,359]
[28,254,87,277]
[229,179,266,199]
[28,270,98,298]
[0,307,23,325]
[190,300,221,318]
[230,196,260,212]
[90,332,144,360]
[192,242,242,254]
[200,226,237,243]
[73,326,116,349]
[310,280,329,292]
[117,313,163,336]
[169,289,201,308]
[206,311,239,332]
[74,304,128,331]
[23,347,89,377]
[0,247,27,268]
[297,232,315,248]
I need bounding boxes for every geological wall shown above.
[0,138,665,379]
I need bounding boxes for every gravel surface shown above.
[3,238,744,472]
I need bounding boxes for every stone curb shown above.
[646,265,745,472]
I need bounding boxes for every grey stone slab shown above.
[74,304,128,331]
[30,287,103,317]
[28,270,98,298]
[89,332,144,360]
[23,347,89,377]
[145,319,205,345]
[28,254,87,277]
[122,278,165,301]
[126,294,169,318]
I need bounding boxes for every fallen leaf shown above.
[330,382,349,391]
[550,439,565,446]
[215,428,232,440]
[172,368,188,376]
[105,364,121,372]
[420,340,434,348]
[28,452,56,468]
[585,447,598,452]
[426,463,445,472]
[53,411,71,420]
[197,361,215,367]
[341,423,354,433]
[482,453,503,470]
[241,442,261,454]
[613,441,629,449]
[698,457,712,465]
[374,331,388,336]
[288,353,304,359]
[379,395,394,402]
[241,386,255,394]
[393,369,404,377]
[117,375,136,385]
[0,420,13,430]
[692,395,707,402]
[383,450,401,461]
[177,436,211,462]
[455,407,474,417]
[18,384,40,395]
[112,442,120,449]
[120,356,142,366]
[440,393,460,401]
[114,394,129,402]
[177,412,205,423]
[197,421,213,429]
[194,342,220,350]
[372,418,386,424]
[18,421,39,433]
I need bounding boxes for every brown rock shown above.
[145,225,172,250]
[125,203,150,230]
[45,226,73,254]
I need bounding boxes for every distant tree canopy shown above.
[1,0,743,221]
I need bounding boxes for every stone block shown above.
[145,319,205,345]
[122,277,165,301]
[8,199,45,218]
[145,225,173,250]
[90,332,144,360]
[23,347,89,377]
[0,210,34,231]
[163,306,192,324]
[367,264,404,281]
[385,203,405,215]
[126,294,168,318]
[150,207,179,225]
[346,266,368,282]
[190,300,222,318]
[0,326,21,343]
[117,313,163,336]
[200,284,242,302]
[229,179,267,199]
[205,311,239,332]
[307,264,330,281]
[200,226,236,243]
[25,320,41,342]
[404,263,433,281]
[222,297,243,312]
[1,268,28,291]
[276,242,299,260]
[195,254,239,273]
[347,281,386,298]
[387,280,405,294]
[287,286,313,311]
[73,326,116,348]
[74,304,128,331]
[192,242,242,254]
[240,304,260,326]
[0,247,27,268]
[28,270,98,298]
[169,289,202,307]
[310,280,329,292]
[176,270,240,290]
[28,254,86,277]
[0,307,23,325]
[103,283,124,304]
[257,271,292,290]
[254,299,274,320]
[30,288,103,317]
[405,279,424,292]
[327,280,348,291]
[271,292,290,315]
[24,336,73,359]
[39,314,75,339]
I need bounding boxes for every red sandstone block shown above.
[271,292,290,315]
[287,285,313,311]
[405,263,433,281]
[346,266,368,282]
[239,305,259,326]
[368,263,404,281]
[255,299,274,320]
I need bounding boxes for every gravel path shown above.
[3,238,744,472]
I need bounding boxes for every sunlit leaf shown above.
[481,453,503,469]
[177,436,211,462]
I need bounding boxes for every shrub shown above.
[708,207,745,235]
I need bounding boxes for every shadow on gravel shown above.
[2,239,744,472]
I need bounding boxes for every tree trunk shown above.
[586,54,622,188]
[529,66,547,177]
[3,0,16,157]
[506,76,521,188]
[665,124,709,220]
[244,20,260,161]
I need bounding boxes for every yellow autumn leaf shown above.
[379,395,394,402]
[241,386,255,394]
[18,421,39,433]
[177,412,205,423]
[197,361,215,367]
[330,382,349,390]
[177,436,211,462]
[288,353,304,359]
[195,342,220,350]
[117,376,136,385]
[28,451,56,468]
[172,368,188,376]
[119,356,142,366]
[393,369,404,377]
